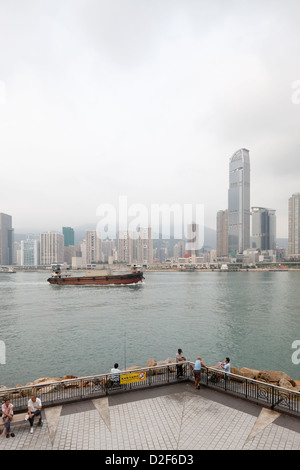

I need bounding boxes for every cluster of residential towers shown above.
[1,148,300,267]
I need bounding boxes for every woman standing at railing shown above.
[194,357,207,390]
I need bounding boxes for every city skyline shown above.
[3,204,299,268]
[8,159,298,249]
[1,1,300,238]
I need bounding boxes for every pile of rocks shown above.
[237,367,300,392]
[1,362,299,393]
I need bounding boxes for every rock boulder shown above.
[279,378,295,390]
[146,358,157,368]
[239,367,259,379]
[257,370,296,387]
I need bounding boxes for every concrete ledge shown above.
[0,413,26,431]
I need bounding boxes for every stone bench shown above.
[0,412,27,432]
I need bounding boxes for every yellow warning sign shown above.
[120,371,147,384]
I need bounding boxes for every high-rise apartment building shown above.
[0,213,14,265]
[216,210,228,258]
[20,238,40,265]
[86,230,102,264]
[40,232,64,265]
[101,239,115,263]
[252,207,276,251]
[288,192,300,256]
[62,227,75,246]
[118,230,134,264]
[173,241,185,259]
[228,148,250,255]
[117,228,153,265]
[136,227,153,266]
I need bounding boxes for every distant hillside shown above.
[276,238,288,249]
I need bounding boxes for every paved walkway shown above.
[1,383,299,451]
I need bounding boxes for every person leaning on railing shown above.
[176,349,186,378]
[221,358,231,381]
[193,357,207,390]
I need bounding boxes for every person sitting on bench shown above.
[110,363,121,385]
[1,398,15,438]
[26,395,42,434]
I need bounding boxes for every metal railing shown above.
[0,362,193,412]
[0,362,299,417]
[198,365,300,416]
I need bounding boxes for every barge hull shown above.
[47,273,143,286]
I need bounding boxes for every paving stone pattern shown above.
[1,383,299,451]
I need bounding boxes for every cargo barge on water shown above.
[47,265,144,286]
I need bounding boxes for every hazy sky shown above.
[1,0,300,238]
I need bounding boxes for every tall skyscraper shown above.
[62,227,75,246]
[40,232,64,265]
[228,148,250,255]
[288,192,300,256]
[252,207,276,251]
[0,213,14,265]
[216,210,228,258]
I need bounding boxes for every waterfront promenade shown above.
[1,382,299,451]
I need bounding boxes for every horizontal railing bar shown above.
[0,362,299,417]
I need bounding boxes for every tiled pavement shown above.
[1,382,299,451]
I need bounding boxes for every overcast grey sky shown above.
[1,0,300,238]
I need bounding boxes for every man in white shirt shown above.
[26,395,42,433]
[221,357,231,381]
[110,363,121,385]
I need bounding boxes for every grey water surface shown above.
[0,270,299,387]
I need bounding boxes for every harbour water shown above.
[0,270,299,388]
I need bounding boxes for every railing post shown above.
[80,378,83,400]
[105,375,109,396]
